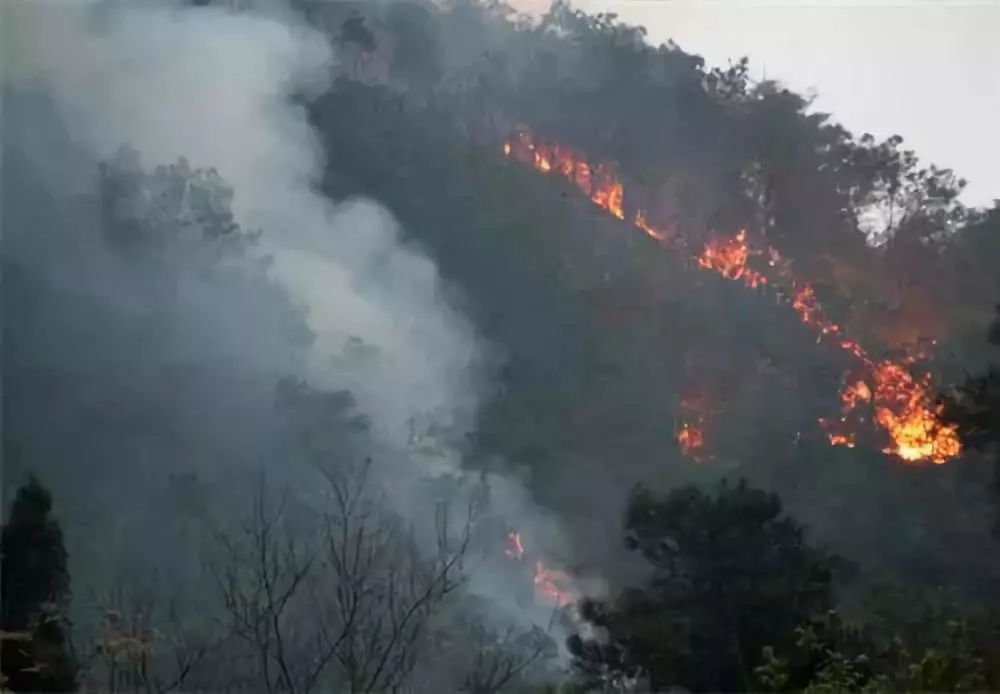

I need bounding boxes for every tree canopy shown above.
[1,476,77,692]
[568,479,841,692]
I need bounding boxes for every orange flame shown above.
[635,209,668,241]
[820,365,960,463]
[677,387,712,462]
[869,363,960,463]
[678,423,706,459]
[503,529,577,607]
[506,131,625,220]
[503,127,961,464]
[697,230,767,289]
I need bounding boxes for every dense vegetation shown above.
[3,0,999,691]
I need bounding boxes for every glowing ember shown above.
[792,284,822,327]
[533,561,576,608]
[843,379,873,410]
[502,530,578,607]
[634,209,669,241]
[678,423,705,458]
[825,431,856,448]
[503,127,962,465]
[504,531,525,560]
[677,387,712,462]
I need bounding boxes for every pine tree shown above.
[1,475,77,691]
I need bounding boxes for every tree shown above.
[385,2,444,90]
[1,475,78,691]
[304,2,1000,597]
[946,304,1000,533]
[454,605,555,693]
[76,576,223,694]
[317,460,471,693]
[211,461,473,693]
[213,473,320,693]
[569,479,841,692]
[99,145,246,250]
[756,605,997,693]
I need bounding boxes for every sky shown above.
[510,0,1000,208]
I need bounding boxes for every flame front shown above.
[504,128,961,464]
[506,131,625,220]
[869,363,960,463]
[697,230,767,289]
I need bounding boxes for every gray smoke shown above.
[3,2,586,676]
[5,0,485,462]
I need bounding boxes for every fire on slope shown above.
[504,531,577,608]
[697,230,768,289]
[678,387,713,462]
[504,128,961,464]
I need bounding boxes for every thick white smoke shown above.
[5,0,485,462]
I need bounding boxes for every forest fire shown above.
[503,128,961,464]
[506,130,625,221]
[677,424,705,459]
[504,531,577,608]
[677,387,713,461]
[864,364,959,462]
[697,230,767,289]
[820,364,960,463]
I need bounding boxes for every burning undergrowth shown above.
[504,127,961,465]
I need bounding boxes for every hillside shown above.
[3,1,1000,691]
[302,0,1000,590]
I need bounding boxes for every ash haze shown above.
[515,0,1000,206]
[3,1,1000,692]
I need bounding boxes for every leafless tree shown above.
[75,578,223,694]
[318,459,473,694]
[459,619,554,694]
[212,472,322,694]
[211,461,474,693]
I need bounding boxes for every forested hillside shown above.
[3,1,999,691]
[301,0,1000,585]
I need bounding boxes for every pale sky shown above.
[509,0,1000,208]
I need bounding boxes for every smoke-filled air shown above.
[2,1,999,692]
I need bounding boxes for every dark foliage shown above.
[569,480,841,692]
[1,476,78,692]
[946,305,1000,532]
